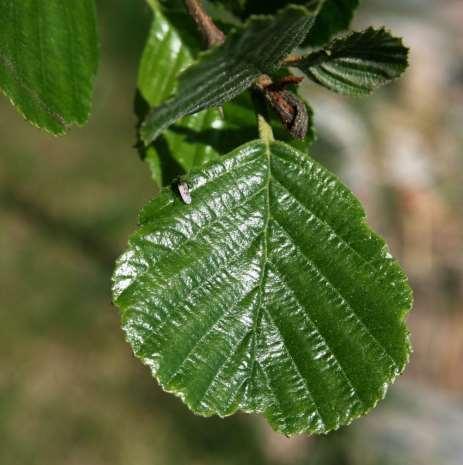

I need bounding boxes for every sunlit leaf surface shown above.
[113,139,412,435]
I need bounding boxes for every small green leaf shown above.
[141,4,321,145]
[305,0,359,47]
[297,28,409,96]
[0,0,98,135]
[112,139,412,435]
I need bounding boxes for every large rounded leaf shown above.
[112,140,412,435]
[0,0,98,134]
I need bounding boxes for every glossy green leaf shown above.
[0,0,98,134]
[138,2,225,185]
[304,0,359,47]
[112,139,412,435]
[297,28,409,96]
[140,4,321,145]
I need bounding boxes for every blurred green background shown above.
[1,1,462,464]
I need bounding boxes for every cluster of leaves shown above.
[118,0,412,436]
[0,0,413,436]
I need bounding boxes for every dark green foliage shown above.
[305,0,359,47]
[0,0,98,134]
[297,28,409,95]
[140,4,321,145]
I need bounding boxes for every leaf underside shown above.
[0,0,98,134]
[298,28,409,96]
[112,140,412,435]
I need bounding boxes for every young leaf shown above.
[112,139,412,436]
[305,0,359,47]
[140,4,321,145]
[296,28,409,96]
[0,0,98,135]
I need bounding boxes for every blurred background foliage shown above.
[0,0,462,464]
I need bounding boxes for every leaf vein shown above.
[164,284,260,386]
[267,254,365,408]
[271,216,399,371]
[263,307,327,430]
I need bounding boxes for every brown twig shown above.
[184,0,225,47]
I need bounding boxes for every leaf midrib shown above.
[251,142,357,429]
[248,140,271,400]
[248,141,395,418]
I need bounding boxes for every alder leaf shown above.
[0,0,98,135]
[296,28,409,96]
[112,139,412,435]
[140,4,321,145]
